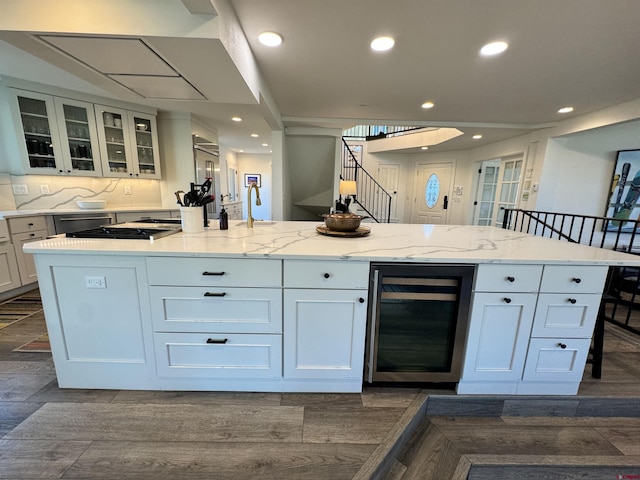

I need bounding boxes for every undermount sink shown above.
[235,221,276,226]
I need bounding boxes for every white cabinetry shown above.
[6,89,103,176]
[283,260,369,392]
[459,264,607,395]
[223,202,243,220]
[518,265,608,394]
[458,265,542,394]
[7,216,49,286]
[36,255,157,389]
[147,257,283,391]
[0,220,20,294]
[95,106,161,179]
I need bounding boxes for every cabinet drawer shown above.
[149,286,282,333]
[154,332,282,379]
[147,257,281,287]
[8,216,48,234]
[474,264,542,292]
[284,260,369,289]
[540,265,608,293]
[532,293,601,338]
[522,338,591,382]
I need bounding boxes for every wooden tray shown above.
[316,225,371,237]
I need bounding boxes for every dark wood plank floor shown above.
[3,289,640,479]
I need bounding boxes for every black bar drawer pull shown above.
[204,292,226,297]
[206,338,228,344]
[202,271,225,276]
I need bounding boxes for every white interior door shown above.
[412,163,453,224]
[377,164,399,222]
[493,155,524,227]
[473,159,501,226]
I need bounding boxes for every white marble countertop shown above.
[23,221,640,266]
[0,207,177,220]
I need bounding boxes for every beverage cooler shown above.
[365,263,475,384]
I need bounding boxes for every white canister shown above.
[180,207,204,233]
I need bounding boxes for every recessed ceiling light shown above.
[239,149,245,153]
[262,143,269,147]
[370,36,395,52]
[480,41,508,56]
[251,133,259,138]
[231,116,242,122]
[258,31,283,47]
[421,146,429,150]
[421,101,435,109]
[558,106,574,114]
[472,134,483,140]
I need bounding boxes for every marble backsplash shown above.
[6,174,162,211]
[0,174,17,210]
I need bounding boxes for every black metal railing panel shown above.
[341,140,392,223]
[503,208,640,337]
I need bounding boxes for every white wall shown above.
[237,153,271,221]
[536,119,640,215]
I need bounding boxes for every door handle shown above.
[443,195,449,209]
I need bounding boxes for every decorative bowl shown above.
[322,213,365,232]
[76,200,107,210]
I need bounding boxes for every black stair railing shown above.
[341,139,392,223]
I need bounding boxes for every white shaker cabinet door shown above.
[460,292,537,383]
[0,244,21,293]
[283,289,367,382]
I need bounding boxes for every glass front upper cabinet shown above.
[53,97,102,176]
[15,92,60,174]
[129,112,161,179]
[96,106,132,177]
[95,106,161,179]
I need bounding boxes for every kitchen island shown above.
[25,221,640,395]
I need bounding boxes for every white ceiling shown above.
[2,0,640,154]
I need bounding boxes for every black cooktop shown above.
[66,225,179,240]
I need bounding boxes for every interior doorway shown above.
[473,159,501,226]
[493,154,524,227]
[377,163,399,222]
[412,162,454,224]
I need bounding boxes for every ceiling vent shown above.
[37,35,206,100]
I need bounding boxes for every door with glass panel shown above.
[13,91,61,174]
[473,159,501,226]
[54,98,102,176]
[412,163,453,224]
[492,154,524,227]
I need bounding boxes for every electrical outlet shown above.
[40,185,50,195]
[85,276,107,289]
[124,186,132,195]
[12,184,28,195]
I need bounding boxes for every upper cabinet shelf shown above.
[2,86,161,179]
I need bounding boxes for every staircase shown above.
[341,139,392,223]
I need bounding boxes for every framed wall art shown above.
[244,173,261,187]
[605,149,640,231]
